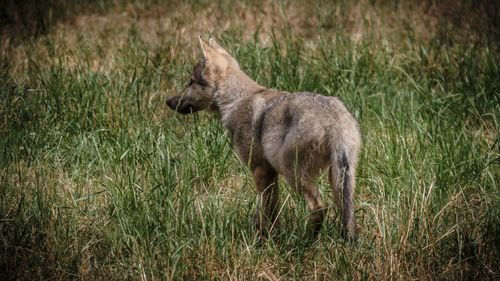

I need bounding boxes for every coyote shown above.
[166,36,361,241]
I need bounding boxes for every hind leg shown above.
[253,166,280,236]
[303,183,327,239]
[284,172,327,239]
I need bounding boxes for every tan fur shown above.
[166,37,361,240]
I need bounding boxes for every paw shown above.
[304,221,323,241]
[253,210,268,235]
[253,211,280,236]
[341,224,358,243]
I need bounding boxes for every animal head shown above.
[166,36,240,114]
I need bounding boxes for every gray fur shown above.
[166,37,361,240]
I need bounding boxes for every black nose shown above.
[166,97,177,110]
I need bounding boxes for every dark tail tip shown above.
[341,149,357,241]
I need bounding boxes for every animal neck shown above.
[215,71,265,125]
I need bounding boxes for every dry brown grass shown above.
[3,0,497,78]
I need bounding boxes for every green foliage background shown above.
[1,0,499,279]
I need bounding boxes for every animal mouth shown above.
[176,104,199,114]
[166,97,199,114]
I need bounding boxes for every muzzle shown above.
[166,83,198,114]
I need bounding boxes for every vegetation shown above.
[1,0,499,279]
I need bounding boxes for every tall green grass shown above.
[1,0,499,280]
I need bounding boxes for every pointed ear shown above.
[209,38,233,57]
[198,35,211,58]
[198,35,228,73]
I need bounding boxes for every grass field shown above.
[1,0,499,280]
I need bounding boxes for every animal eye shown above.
[189,78,195,85]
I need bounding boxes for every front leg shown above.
[253,166,280,236]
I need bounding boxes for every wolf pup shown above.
[166,36,361,241]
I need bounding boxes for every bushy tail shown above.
[330,147,357,241]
